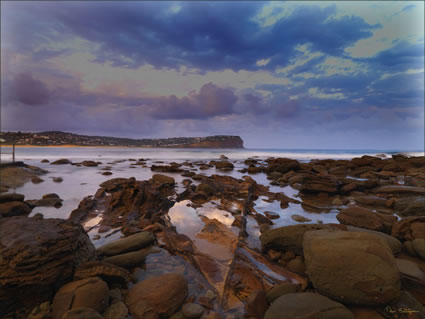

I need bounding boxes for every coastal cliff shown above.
[0,131,244,148]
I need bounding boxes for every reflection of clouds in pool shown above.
[198,203,235,227]
[168,200,204,238]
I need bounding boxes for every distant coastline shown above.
[0,131,244,149]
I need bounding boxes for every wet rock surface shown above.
[304,230,400,305]
[51,277,109,319]
[0,216,96,317]
[128,273,188,319]
[2,154,425,318]
[264,292,354,319]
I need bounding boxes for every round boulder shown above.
[52,277,109,319]
[264,292,354,319]
[128,273,188,319]
[62,308,103,319]
[303,230,400,305]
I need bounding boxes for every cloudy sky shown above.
[1,1,424,149]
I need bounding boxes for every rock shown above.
[392,216,425,241]
[265,283,300,304]
[52,177,63,183]
[102,172,113,176]
[97,231,155,256]
[403,241,417,257]
[52,277,109,319]
[41,159,50,163]
[375,185,425,195]
[28,302,51,319]
[290,214,311,223]
[354,195,387,207]
[151,174,175,186]
[128,273,188,319]
[264,211,280,219]
[151,163,184,173]
[285,257,306,275]
[103,249,150,268]
[0,163,47,190]
[299,175,339,193]
[254,213,273,226]
[245,291,267,319]
[181,303,204,319]
[260,224,339,255]
[170,312,185,319]
[412,238,425,260]
[196,183,216,196]
[209,161,234,170]
[247,166,263,174]
[51,159,72,165]
[267,249,281,261]
[31,176,45,184]
[42,193,60,199]
[337,206,396,233]
[303,230,400,305]
[0,201,31,217]
[26,198,63,208]
[0,217,96,317]
[80,161,99,167]
[345,226,401,255]
[61,308,103,319]
[264,293,354,319]
[0,193,25,203]
[332,197,343,206]
[104,302,128,319]
[399,197,425,217]
[74,261,131,286]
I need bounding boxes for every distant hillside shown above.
[0,131,244,148]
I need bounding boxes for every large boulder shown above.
[336,206,396,233]
[303,230,400,305]
[97,231,155,256]
[52,277,109,319]
[260,224,341,255]
[127,273,188,319]
[0,216,96,317]
[264,293,354,319]
[345,226,401,255]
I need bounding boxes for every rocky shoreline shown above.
[0,154,424,319]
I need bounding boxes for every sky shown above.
[1,1,424,150]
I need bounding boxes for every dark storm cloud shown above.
[13,73,50,105]
[149,83,238,119]
[367,41,424,72]
[5,2,379,71]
